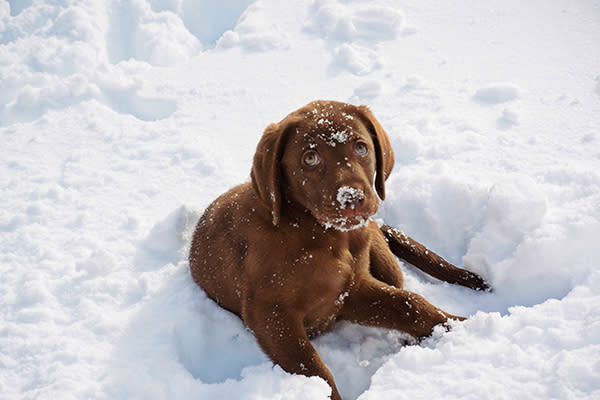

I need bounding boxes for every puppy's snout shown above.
[337,186,365,210]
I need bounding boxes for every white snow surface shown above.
[2,1,600,399]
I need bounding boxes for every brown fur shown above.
[189,100,489,400]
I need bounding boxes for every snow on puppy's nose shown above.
[336,186,365,210]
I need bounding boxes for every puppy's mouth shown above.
[319,186,374,232]
[322,214,370,232]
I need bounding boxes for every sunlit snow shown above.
[1,1,599,399]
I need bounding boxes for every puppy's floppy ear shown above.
[356,105,395,200]
[251,121,293,226]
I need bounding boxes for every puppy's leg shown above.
[369,228,403,288]
[381,224,491,291]
[340,278,464,338]
[243,306,342,400]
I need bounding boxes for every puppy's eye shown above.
[354,141,368,156]
[303,150,320,167]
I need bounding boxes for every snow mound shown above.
[305,0,407,76]
[217,1,289,51]
[305,0,404,42]
[496,108,519,130]
[331,43,382,76]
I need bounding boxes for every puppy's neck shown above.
[279,198,370,239]
[280,199,321,228]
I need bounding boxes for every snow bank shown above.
[363,272,600,399]
[2,0,600,399]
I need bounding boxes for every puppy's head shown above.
[252,100,394,229]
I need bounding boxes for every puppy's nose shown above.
[336,186,365,210]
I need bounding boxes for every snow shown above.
[336,186,365,209]
[1,0,599,399]
[472,83,521,105]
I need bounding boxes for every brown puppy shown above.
[189,100,488,400]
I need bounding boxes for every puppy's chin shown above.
[322,215,370,232]
[318,213,370,232]
[310,202,377,232]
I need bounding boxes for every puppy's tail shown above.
[380,224,491,292]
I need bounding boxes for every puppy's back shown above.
[189,182,263,315]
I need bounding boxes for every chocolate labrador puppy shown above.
[189,100,488,400]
